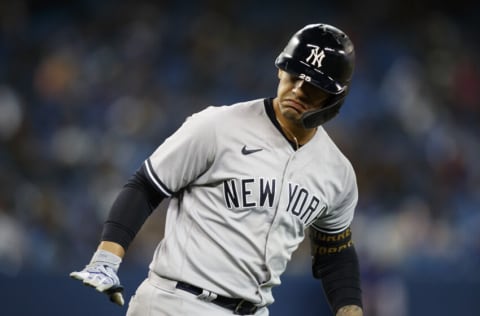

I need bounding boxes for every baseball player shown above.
[71,23,363,316]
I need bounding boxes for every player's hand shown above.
[70,249,125,306]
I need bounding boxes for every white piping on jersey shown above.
[145,159,172,197]
[260,150,297,293]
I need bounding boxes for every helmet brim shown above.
[275,54,347,95]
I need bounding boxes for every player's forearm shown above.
[98,241,126,258]
[336,305,363,316]
[100,165,166,251]
[310,229,363,313]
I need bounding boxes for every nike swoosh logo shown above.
[241,145,263,155]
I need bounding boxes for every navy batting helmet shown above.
[275,23,355,127]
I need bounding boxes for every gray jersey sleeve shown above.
[145,107,217,196]
[311,159,358,233]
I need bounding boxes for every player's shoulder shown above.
[192,98,266,122]
[206,98,265,113]
[178,98,266,139]
[315,127,356,172]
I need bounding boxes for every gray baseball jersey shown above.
[144,98,358,307]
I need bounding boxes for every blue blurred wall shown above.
[1,271,478,316]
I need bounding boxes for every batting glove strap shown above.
[89,249,122,271]
[81,263,121,291]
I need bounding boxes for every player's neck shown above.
[273,104,317,148]
[279,120,316,148]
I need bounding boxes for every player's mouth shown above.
[283,98,308,113]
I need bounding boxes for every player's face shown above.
[275,70,330,126]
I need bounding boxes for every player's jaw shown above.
[282,97,308,113]
[276,90,323,125]
[278,97,306,120]
[274,97,308,129]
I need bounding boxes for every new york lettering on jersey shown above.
[222,177,326,226]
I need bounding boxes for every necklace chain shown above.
[277,119,299,150]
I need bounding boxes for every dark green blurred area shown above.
[0,1,479,315]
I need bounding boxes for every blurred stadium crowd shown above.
[0,0,479,314]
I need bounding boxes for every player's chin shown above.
[282,108,304,124]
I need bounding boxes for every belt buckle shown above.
[233,299,257,315]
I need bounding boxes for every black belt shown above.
[176,281,258,315]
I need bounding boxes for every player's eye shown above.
[287,73,301,83]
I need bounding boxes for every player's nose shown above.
[292,79,309,98]
[293,79,330,107]
[293,78,305,90]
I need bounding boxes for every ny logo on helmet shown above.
[306,44,326,68]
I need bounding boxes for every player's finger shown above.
[109,292,125,306]
[69,271,87,281]
[105,285,124,306]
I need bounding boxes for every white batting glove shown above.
[70,249,125,306]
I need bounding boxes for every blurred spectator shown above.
[0,3,479,315]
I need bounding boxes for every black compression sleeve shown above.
[314,246,362,313]
[101,165,166,250]
[310,227,363,313]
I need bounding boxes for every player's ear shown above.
[277,69,283,80]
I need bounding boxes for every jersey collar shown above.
[264,98,300,150]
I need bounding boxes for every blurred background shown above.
[0,0,479,315]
